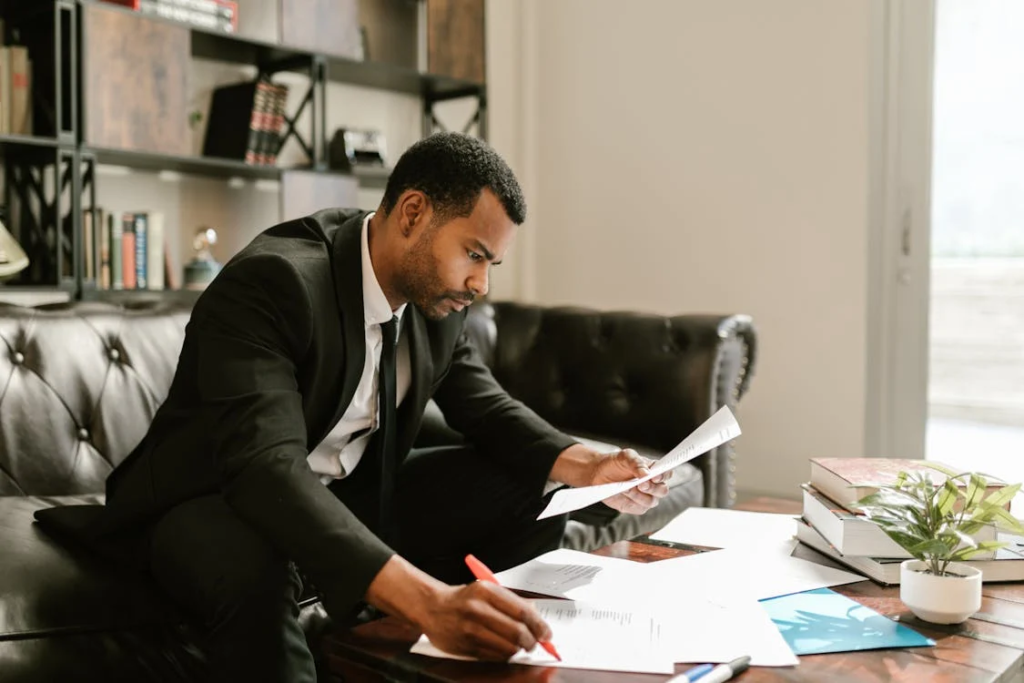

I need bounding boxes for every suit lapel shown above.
[320,212,367,444]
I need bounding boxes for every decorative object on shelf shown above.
[183,227,222,291]
[328,128,388,173]
[0,219,29,280]
[853,465,1024,624]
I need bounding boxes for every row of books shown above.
[102,0,238,34]
[0,22,33,136]
[85,209,176,291]
[796,458,1024,584]
[204,78,290,167]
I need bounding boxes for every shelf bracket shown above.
[422,88,488,140]
[5,151,74,286]
[259,55,327,170]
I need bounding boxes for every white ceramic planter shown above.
[900,559,982,624]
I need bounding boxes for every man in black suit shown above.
[52,133,670,680]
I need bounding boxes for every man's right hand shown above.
[365,555,552,661]
[422,581,552,660]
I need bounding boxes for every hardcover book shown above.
[801,484,997,559]
[796,518,1024,585]
[809,458,1005,509]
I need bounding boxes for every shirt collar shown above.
[361,212,406,327]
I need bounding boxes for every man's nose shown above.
[468,269,489,298]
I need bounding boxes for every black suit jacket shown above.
[39,209,576,618]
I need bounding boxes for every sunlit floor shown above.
[926,417,1024,514]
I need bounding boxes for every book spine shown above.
[99,209,111,290]
[253,80,274,165]
[0,48,10,135]
[146,212,165,291]
[136,1,234,33]
[158,0,236,22]
[83,209,94,281]
[111,214,124,290]
[244,83,262,165]
[9,46,29,136]
[133,213,148,290]
[268,83,289,165]
[121,213,137,290]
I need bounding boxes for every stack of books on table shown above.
[797,458,1024,585]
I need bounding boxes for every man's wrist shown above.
[549,443,602,488]
[365,555,449,629]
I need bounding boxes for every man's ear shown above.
[396,190,430,238]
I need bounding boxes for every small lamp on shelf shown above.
[183,227,222,291]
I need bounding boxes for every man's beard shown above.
[396,231,474,320]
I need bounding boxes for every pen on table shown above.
[464,554,562,662]
[668,656,751,683]
[672,662,714,682]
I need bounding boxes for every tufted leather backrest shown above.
[475,302,756,507]
[1,299,755,506]
[0,302,191,496]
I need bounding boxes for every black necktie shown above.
[376,316,399,544]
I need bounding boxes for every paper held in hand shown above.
[537,405,741,520]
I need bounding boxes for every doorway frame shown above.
[865,0,936,462]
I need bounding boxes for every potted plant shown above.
[853,466,1024,625]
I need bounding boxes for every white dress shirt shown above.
[307,213,412,481]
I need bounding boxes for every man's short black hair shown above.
[380,132,526,225]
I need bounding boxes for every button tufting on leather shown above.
[108,348,120,362]
[11,351,24,365]
[77,428,90,441]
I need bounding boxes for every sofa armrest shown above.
[483,303,757,508]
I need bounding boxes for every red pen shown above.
[464,554,563,662]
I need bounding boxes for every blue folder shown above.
[760,588,935,656]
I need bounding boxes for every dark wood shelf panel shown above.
[324,54,482,97]
[0,133,61,148]
[86,144,385,189]
[0,284,76,306]
[80,0,484,97]
[85,145,284,180]
[81,288,203,306]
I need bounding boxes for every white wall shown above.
[495,0,877,498]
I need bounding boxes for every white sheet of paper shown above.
[494,549,648,603]
[645,547,864,601]
[493,550,798,667]
[410,599,675,674]
[658,595,799,667]
[650,507,798,553]
[538,406,742,520]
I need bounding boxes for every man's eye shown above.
[468,251,483,262]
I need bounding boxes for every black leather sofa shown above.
[0,299,756,681]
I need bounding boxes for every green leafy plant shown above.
[852,464,1024,577]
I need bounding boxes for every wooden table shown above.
[320,497,1024,682]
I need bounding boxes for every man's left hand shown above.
[550,444,672,515]
[591,448,672,515]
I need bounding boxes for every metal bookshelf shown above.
[0,0,487,302]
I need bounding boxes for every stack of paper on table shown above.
[499,549,800,668]
[642,546,864,602]
[410,546,891,672]
[650,506,799,554]
[410,409,919,673]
